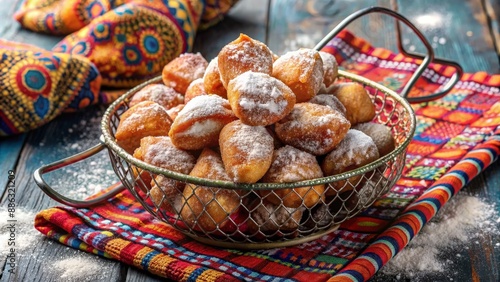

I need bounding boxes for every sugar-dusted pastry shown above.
[274,102,350,156]
[184,78,207,104]
[309,94,347,117]
[203,57,227,98]
[115,101,172,154]
[218,34,273,88]
[162,52,208,94]
[219,120,274,183]
[169,95,237,150]
[319,51,338,87]
[166,104,185,121]
[353,122,396,157]
[133,136,196,189]
[272,48,323,102]
[150,175,184,215]
[246,198,303,236]
[129,84,184,110]
[322,129,380,195]
[331,82,376,125]
[259,145,325,208]
[226,71,296,126]
[180,148,241,232]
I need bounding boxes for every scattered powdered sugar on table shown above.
[0,207,41,257]
[41,106,117,200]
[380,193,499,279]
[53,255,104,281]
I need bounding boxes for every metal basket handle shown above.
[33,137,125,208]
[314,6,463,103]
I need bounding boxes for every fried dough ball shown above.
[219,120,274,183]
[184,78,207,104]
[150,175,184,215]
[218,34,273,88]
[132,136,196,190]
[203,57,227,98]
[115,101,172,154]
[162,53,208,94]
[129,84,184,110]
[274,103,350,156]
[353,122,396,157]
[309,94,347,117]
[272,48,323,102]
[319,51,338,88]
[246,199,303,236]
[226,71,296,126]
[259,146,325,208]
[180,148,241,232]
[166,104,185,121]
[331,82,376,125]
[322,129,379,195]
[169,95,237,150]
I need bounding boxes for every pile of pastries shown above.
[114,34,395,238]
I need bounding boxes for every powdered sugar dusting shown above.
[380,193,500,280]
[225,122,273,161]
[230,71,291,116]
[175,95,231,125]
[178,119,222,137]
[0,207,40,257]
[224,40,272,73]
[309,94,346,116]
[141,137,196,174]
[325,130,379,172]
[266,146,323,182]
[119,102,168,131]
[130,84,183,110]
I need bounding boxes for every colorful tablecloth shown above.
[35,30,500,281]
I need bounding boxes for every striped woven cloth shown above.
[35,31,500,281]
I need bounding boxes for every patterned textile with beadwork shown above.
[34,30,500,281]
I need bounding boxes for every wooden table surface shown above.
[1,0,499,281]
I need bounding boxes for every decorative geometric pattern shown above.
[52,1,201,88]
[14,0,130,35]
[34,30,500,281]
[0,40,101,136]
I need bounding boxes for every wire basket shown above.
[97,71,415,249]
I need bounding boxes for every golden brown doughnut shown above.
[162,53,208,94]
[129,84,184,110]
[272,48,324,102]
[169,95,237,150]
[331,82,376,125]
[274,102,350,156]
[321,129,380,195]
[115,101,172,154]
[308,94,347,117]
[259,145,325,208]
[219,120,274,183]
[203,57,227,98]
[132,136,196,190]
[226,71,296,126]
[218,34,273,88]
[319,51,338,88]
[353,122,396,157]
[180,148,241,232]
[184,78,207,104]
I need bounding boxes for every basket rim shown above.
[100,70,416,189]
